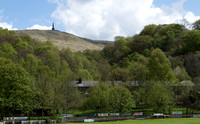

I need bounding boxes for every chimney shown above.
[77,78,82,84]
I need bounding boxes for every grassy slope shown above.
[64,118,200,124]
[16,30,105,52]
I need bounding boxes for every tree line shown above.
[0,19,200,117]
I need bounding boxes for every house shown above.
[72,80,194,95]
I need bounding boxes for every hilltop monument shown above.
[52,23,55,30]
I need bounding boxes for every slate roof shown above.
[72,81,144,87]
[72,81,99,87]
[72,80,194,87]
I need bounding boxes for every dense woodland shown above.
[0,20,200,118]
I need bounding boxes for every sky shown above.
[0,0,200,40]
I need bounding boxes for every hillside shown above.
[1,23,200,117]
[16,30,109,52]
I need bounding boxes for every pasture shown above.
[64,118,200,124]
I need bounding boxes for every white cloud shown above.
[184,12,200,23]
[0,10,18,30]
[50,0,200,40]
[0,22,17,30]
[27,24,52,30]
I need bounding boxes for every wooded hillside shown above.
[0,20,200,117]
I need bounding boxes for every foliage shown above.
[1,21,200,116]
[133,87,147,108]
[83,83,109,112]
[184,53,200,78]
[15,37,28,49]
[129,55,149,82]
[111,67,129,82]
[177,82,195,114]
[128,35,153,54]
[0,58,35,116]
[84,84,135,113]
[134,81,174,113]
[140,24,158,37]
[146,81,174,113]
[182,30,200,53]
[60,80,82,113]
[173,66,191,81]
[109,86,135,112]
[0,42,17,58]
[193,77,200,110]
[148,48,176,81]
[101,44,114,59]
[153,24,185,51]
[192,19,200,30]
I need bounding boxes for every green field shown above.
[64,118,200,124]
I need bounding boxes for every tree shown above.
[177,19,191,29]
[173,66,191,81]
[128,35,153,54]
[119,57,130,68]
[23,54,38,76]
[140,24,157,37]
[133,87,147,108]
[168,56,184,69]
[112,38,130,63]
[59,60,72,78]
[0,28,17,44]
[128,52,142,62]
[129,55,149,82]
[101,45,114,59]
[129,62,149,82]
[76,54,101,81]
[77,69,93,81]
[182,30,200,53]
[111,67,129,82]
[192,77,200,110]
[0,57,35,116]
[14,37,28,49]
[61,80,82,113]
[84,84,135,113]
[146,81,174,113]
[35,65,54,116]
[148,48,176,82]
[35,41,61,73]
[153,24,185,51]
[177,82,194,114]
[60,48,79,72]
[184,53,200,78]
[97,60,111,81]
[83,83,109,112]
[109,86,135,112]
[0,57,12,65]
[0,42,17,58]
[192,19,200,30]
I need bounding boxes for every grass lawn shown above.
[64,118,200,124]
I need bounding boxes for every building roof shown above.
[72,81,144,87]
[72,81,99,87]
[72,80,195,88]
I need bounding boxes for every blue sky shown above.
[154,0,200,15]
[0,0,200,40]
[0,0,56,30]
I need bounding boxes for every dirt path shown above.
[0,122,3,124]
